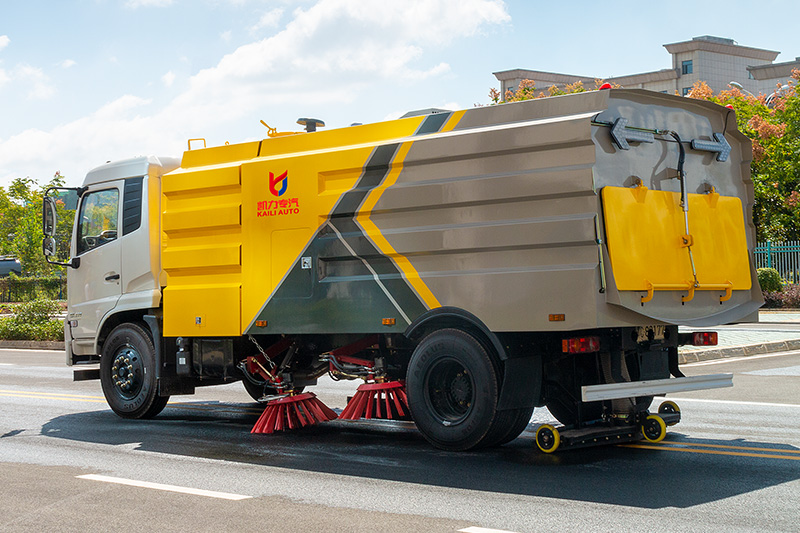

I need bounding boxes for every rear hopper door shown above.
[602,184,751,306]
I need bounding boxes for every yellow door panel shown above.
[602,185,751,299]
[163,284,241,336]
[240,148,374,327]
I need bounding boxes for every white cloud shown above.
[171,0,508,118]
[0,0,509,186]
[14,64,55,100]
[250,8,284,33]
[0,35,9,51]
[162,70,176,87]
[0,95,159,183]
[60,59,77,69]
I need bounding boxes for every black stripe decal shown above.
[415,112,451,136]
[328,143,425,320]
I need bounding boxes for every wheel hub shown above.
[111,347,141,396]
[426,359,474,424]
[450,372,471,404]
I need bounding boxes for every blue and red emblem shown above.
[269,171,288,197]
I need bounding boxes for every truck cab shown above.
[56,156,179,365]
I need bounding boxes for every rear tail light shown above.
[692,331,718,346]
[562,336,600,354]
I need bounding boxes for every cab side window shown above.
[76,189,119,255]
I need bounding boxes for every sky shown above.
[1,0,798,188]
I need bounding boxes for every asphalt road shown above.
[1,348,799,533]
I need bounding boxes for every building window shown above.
[682,87,691,96]
[748,71,755,80]
[681,60,693,75]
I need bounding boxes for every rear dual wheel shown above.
[407,329,500,451]
[406,329,535,451]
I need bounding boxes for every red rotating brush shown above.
[339,380,410,421]
[251,392,338,434]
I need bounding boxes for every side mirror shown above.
[43,197,57,236]
[43,236,56,257]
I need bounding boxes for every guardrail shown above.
[0,277,67,303]
[754,241,800,285]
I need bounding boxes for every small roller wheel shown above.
[658,400,680,426]
[535,424,561,453]
[641,414,667,443]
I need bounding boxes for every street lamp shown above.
[728,81,756,98]
[766,84,791,108]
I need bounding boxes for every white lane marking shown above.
[658,396,800,408]
[683,351,800,367]
[76,474,252,500]
[744,365,800,377]
[0,363,14,366]
[458,526,514,533]
[0,348,62,353]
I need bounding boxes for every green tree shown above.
[684,76,800,240]
[0,172,75,276]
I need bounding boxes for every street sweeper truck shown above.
[43,88,762,452]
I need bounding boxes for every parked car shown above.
[0,257,22,277]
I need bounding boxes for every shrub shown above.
[12,298,61,323]
[757,268,783,292]
[0,297,64,341]
[763,285,800,309]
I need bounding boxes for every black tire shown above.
[242,377,268,401]
[493,406,535,446]
[545,394,603,427]
[544,355,603,426]
[100,323,168,419]
[406,329,500,451]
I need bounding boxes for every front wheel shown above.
[100,323,168,419]
[406,329,500,451]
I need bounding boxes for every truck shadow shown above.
[40,402,800,509]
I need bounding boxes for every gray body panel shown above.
[369,90,760,332]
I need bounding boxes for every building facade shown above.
[495,36,799,99]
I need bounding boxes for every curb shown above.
[0,340,65,350]
[679,338,800,364]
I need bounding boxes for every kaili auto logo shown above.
[257,170,300,218]
[269,170,288,197]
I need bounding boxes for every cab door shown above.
[68,183,123,341]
